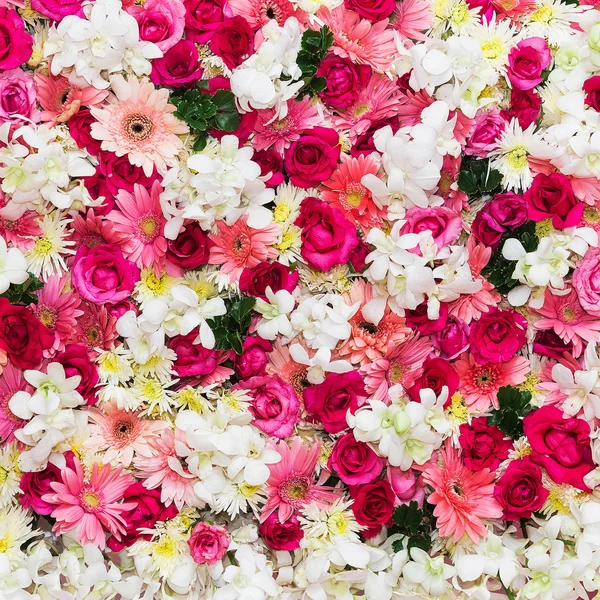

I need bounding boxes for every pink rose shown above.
[432,316,470,360]
[0,69,39,126]
[469,309,527,364]
[296,197,359,272]
[402,206,462,249]
[386,468,425,507]
[184,0,230,44]
[316,55,371,110]
[0,8,33,70]
[259,513,303,551]
[72,244,140,304]
[525,173,583,230]
[405,301,448,335]
[56,344,99,406]
[502,88,542,129]
[150,39,203,88]
[573,248,600,318]
[329,432,385,485]
[253,150,285,187]
[168,333,223,377]
[237,375,300,438]
[344,0,396,21]
[464,110,506,157]
[128,0,185,52]
[507,37,551,91]
[209,16,254,70]
[31,0,84,20]
[98,151,160,195]
[188,522,230,565]
[233,336,272,379]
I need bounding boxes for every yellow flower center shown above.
[83,491,100,508]
[506,146,529,170]
[327,513,349,536]
[32,238,54,257]
[239,483,261,497]
[531,4,553,22]
[481,38,504,59]
[273,203,292,223]
[535,218,555,239]
[450,1,470,25]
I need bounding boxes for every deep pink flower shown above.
[0,9,33,70]
[188,522,231,564]
[507,37,551,90]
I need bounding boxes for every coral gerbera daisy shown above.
[422,441,502,543]
[261,438,340,523]
[43,458,136,549]
[90,77,188,177]
[228,0,304,28]
[0,362,30,444]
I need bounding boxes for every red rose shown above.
[316,55,371,110]
[533,330,573,360]
[329,432,385,485]
[507,37,551,91]
[489,193,528,229]
[234,336,272,379]
[406,357,459,404]
[239,261,299,301]
[349,239,370,272]
[56,344,99,406]
[296,197,359,272]
[584,76,600,111]
[210,16,253,70]
[304,371,366,434]
[82,173,114,215]
[469,309,527,365]
[0,299,54,369]
[284,127,341,188]
[350,479,395,538]
[99,152,160,196]
[344,0,396,21]
[523,406,595,491]
[350,119,399,157]
[405,301,448,335]
[168,332,221,377]
[259,513,303,551]
[459,417,512,471]
[471,204,506,249]
[188,522,231,564]
[166,222,212,271]
[68,109,102,156]
[502,88,542,129]
[107,483,178,552]
[253,150,285,187]
[525,173,582,230]
[184,0,228,44]
[494,457,548,520]
[150,39,203,88]
[432,316,470,360]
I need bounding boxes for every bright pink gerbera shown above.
[361,334,432,401]
[91,77,188,177]
[71,209,128,249]
[339,280,411,365]
[43,458,136,549]
[228,0,305,28]
[108,182,167,273]
[134,429,200,510]
[74,302,118,355]
[321,155,385,234]
[0,362,30,444]
[261,438,340,523]
[209,217,280,282]
[422,441,502,543]
[32,275,83,357]
[86,403,168,467]
[392,0,433,40]
[455,353,530,411]
[253,97,321,155]
[318,6,397,73]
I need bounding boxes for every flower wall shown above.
[0,0,600,598]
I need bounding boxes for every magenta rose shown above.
[316,55,371,109]
[432,316,470,360]
[107,483,178,552]
[584,76,600,111]
[304,371,366,434]
[0,69,39,125]
[0,8,33,70]
[284,127,341,188]
[237,375,300,438]
[128,0,185,52]
[31,0,84,20]
[56,344,99,406]
[469,308,527,364]
[533,330,574,359]
[168,332,220,377]
[72,244,140,304]
[402,206,462,249]
[350,479,395,538]
[573,248,600,318]
[210,16,253,70]
[184,0,229,44]
[459,417,512,471]
[405,301,448,335]
[82,173,115,215]
[239,261,299,301]
[188,522,231,564]
[150,39,203,88]
[69,109,102,156]
[406,357,459,404]
[525,173,582,230]
[234,336,272,379]
[466,0,494,21]
[296,197,359,272]
[507,37,551,90]
[494,457,549,520]
[344,0,396,21]
[464,110,506,157]
[471,204,506,249]
[386,468,425,507]
[329,432,385,485]
[98,152,160,195]
[523,406,595,491]
[259,513,304,551]
[351,119,399,157]
[253,150,285,187]
[502,88,542,129]
[166,222,212,271]
[490,192,528,228]
[349,239,370,272]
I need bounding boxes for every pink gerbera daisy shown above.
[86,403,168,467]
[392,0,433,40]
[0,200,41,252]
[261,438,340,523]
[0,362,31,444]
[253,97,321,155]
[422,441,502,544]
[209,217,280,282]
[43,458,136,549]
[74,302,118,355]
[320,155,385,234]
[228,0,305,28]
[90,77,188,176]
[361,334,432,401]
[32,275,83,357]
[71,209,129,249]
[108,182,168,273]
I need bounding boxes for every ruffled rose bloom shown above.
[31,0,84,20]
[98,152,160,195]
[0,69,39,126]
[209,16,254,70]
[402,206,462,250]
[573,248,600,318]
[502,88,542,129]
[68,109,102,156]
[525,173,583,230]
[239,261,299,301]
[469,309,527,364]
[533,330,574,359]
[406,357,459,404]
[259,513,303,551]
[184,0,229,44]
[0,9,32,71]
[459,417,512,471]
[464,110,506,157]
[166,222,212,271]
[472,192,527,248]
[507,37,551,90]
[237,375,300,438]
[584,76,600,111]
[72,244,140,305]
[350,479,395,538]
[386,468,425,507]
[150,39,203,88]
[344,0,396,21]
[329,432,385,485]
[405,302,448,335]
[168,333,221,377]
[234,336,272,380]
[432,316,470,359]
[316,55,371,110]
[253,150,285,187]
[56,344,99,406]
[128,0,185,52]
[188,522,231,564]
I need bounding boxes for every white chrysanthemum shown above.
[273,183,315,226]
[129,530,192,580]
[431,0,481,37]
[96,347,135,386]
[523,0,583,46]
[133,347,177,384]
[132,377,177,417]
[0,444,21,508]
[184,270,221,303]
[274,223,303,266]
[213,474,267,519]
[471,17,517,72]
[300,499,363,543]
[0,506,38,568]
[134,269,181,306]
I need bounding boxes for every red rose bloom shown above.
[329,432,385,485]
[184,0,228,44]
[525,173,583,230]
[150,39,203,88]
[253,150,285,187]
[406,357,459,404]
[583,76,600,111]
[405,302,448,335]
[0,299,54,369]
[56,344,99,406]
[239,261,299,301]
[469,309,527,365]
[502,88,542,129]
[316,55,371,109]
[166,222,212,271]
[259,513,304,551]
[68,109,102,156]
[432,316,470,360]
[523,406,595,491]
[210,16,253,70]
[234,336,272,379]
[533,330,573,360]
[459,417,512,471]
[350,479,395,538]
[98,152,160,195]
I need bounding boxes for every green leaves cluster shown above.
[296,26,334,98]
[488,385,533,439]
[206,295,256,354]
[0,273,44,305]
[458,157,503,196]
[171,85,241,152]
[390,501,436,553]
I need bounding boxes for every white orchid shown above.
[254,287,295,340]
[0,237,27,295]
[289,344,352,384]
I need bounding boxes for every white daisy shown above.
[0,505,38,568]
[134,269,181,307]
[96,346,135,386]
[472,17,518,73]
[523,0,583,46]
[213,474,266,519]
[431,0,481,37]
[133,347,177,384]
[0,444,21,508]
[132,376,178,417]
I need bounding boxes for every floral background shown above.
[0,0,599,598]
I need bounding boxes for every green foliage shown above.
[0,273,44,305]
[458,157,503,196]
[390,501,435,553]
[296,26,334,98]
[206,295,256,354]
[488,385,533,439]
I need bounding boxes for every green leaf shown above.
[488,386,533,439]
[389,501,436,553]
[0,273,44,305]
[458,157,503,197]
[296,26,334,99]
[206,295,256,354]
